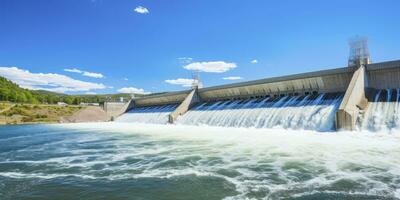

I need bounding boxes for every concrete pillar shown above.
[125,100,136,112]
[102,100,135,121]
[335,65,368,130]
[168,89,200,123]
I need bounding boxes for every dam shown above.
[109,59,400,131]
[106,58,400,131]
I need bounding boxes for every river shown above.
[0,123,399,199]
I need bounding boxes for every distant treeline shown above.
[0,76,143,104]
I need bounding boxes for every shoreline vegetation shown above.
[0,102,83,125]
[0,76,136,125]
[0,102,111,125]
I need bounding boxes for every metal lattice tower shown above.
[348,36,371,67]
[191,72,203,89]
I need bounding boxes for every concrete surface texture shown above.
[198,67,354,101]
[336,66,368,130]
[367,60,400,89]
[134,90,191,107]
[102,102,131,119]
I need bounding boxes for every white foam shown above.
[6,123,400,198]
[395,189,400,198]
[116,104,177,124]
[0,172,97,180]
[176,94,342,131]
[114,95,342,131]
[361,89,400,131]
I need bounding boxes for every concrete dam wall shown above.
[131,66,355,106]
[198,67,354,101]
[112,59,400,131]
[367,60,400,90]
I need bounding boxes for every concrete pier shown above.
[336,66,368,130]
[168,89,200,123]
[101,100,135,120]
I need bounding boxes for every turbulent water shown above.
[177,94,342,131]
[115,90,400,132]
[1,123,400,200]
[116,94,343,131]
[362,89,400,131]
[116,104,177,124]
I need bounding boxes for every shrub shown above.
[35,114,48,118]
[22,116,34,122]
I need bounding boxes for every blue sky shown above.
[0,0,399,94]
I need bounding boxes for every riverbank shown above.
[60,106,110,123]
[0,102,110,125]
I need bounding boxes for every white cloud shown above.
[134,6,149,14]
[165,78,198,87]
[117,87,150,94]
[82,71,104,78]
[183,61,236,73]
[124,78,129,81]
[222,76,243,80]
[0,66,106,93]
[178,57,193,64]
[64,68,82,73]
[64,68,104,78]
[251,59,258,64]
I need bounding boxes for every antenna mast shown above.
[191,71,203,89]
[348,36,371,67]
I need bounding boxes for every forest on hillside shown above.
[0,76,140,104]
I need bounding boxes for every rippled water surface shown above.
[1,123,400,200]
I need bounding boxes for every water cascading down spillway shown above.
[117,93,344,131]
[361,89,400,131]
[176,93,343,131]
[116,104,178,124]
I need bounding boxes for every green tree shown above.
[63,97,73,105]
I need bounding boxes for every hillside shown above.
[0,76,138,124]
[0,103,83,124]
[0,76,38,103]
[0,76,145,104]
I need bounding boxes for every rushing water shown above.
[0,123,399,200]
[116,104,178,124]
[361,89,400,131]
[116,94,343,131]
[177,94,342,131]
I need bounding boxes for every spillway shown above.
[176,93,343,131]
[361,89,400,131]
[116,94,343,131]
[116,104,178,124]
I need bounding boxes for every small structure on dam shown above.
[106,39,400,131]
